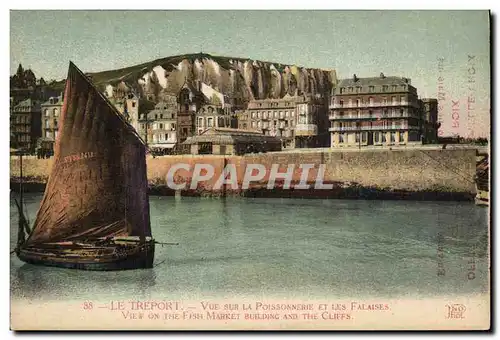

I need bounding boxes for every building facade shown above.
[138,97,178,154]
[237,95,298,149]
[237,94,329,149]
[295,94,330,148]
[109,92,139,130]
[10,98,42,152]
[329,74,422,148]
[177,83,205,147]
[39,95,63,153]
[420,98,439,144]
[195,104,234,134]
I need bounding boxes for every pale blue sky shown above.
[10,10,490,137]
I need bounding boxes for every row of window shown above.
[252,120,295,129]
[335,108,408,118]
[339,84,407,94]
[337,96,408,107]
[14,106,36,112]
[44,130,59,139]
[262,129,293,137]
[15,135,31,142]
[12,115,30,123]
[44,108,59,117]
[151,113,175,120]
[197,117,231,128]
[199,107,221,114]
[251,110,296,119]
[140,123,176,130]
[44,119,58,128]
[297,116,316,125]
[333,120,408,128]
[14,126,30,133]
[253,101,294,108]
[337,132,406,143]
[151,133,174,142]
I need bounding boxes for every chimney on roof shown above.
[380,72,385,78]
[353,74,358,82]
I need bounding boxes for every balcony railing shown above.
[329,111,420,120]
[329,125,419,132]
[329,101,417,109]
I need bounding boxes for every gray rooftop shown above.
[338,75,411,88]
[183,127,282,146]
[333,74,417,96]
[41,95,63,106]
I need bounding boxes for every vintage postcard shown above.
[9,9,490,331]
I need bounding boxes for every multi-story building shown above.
[138,97,178,154]
[238,95,298,149]
[177,82,205,146]
[238,94,329,149]
[39,95,63,153]
[420,98,439,144]
[295,94,330,148]
[329,73,422,148]
[195,104,234,134]
[10,98,41,152]
[109,92,156,137]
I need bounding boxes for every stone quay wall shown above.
[10,148,477,198]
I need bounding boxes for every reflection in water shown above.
[12,263,157,302]
[10,193,489,301]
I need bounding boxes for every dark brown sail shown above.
[25,62,151,245]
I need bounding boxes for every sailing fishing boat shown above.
[14,62,155,270]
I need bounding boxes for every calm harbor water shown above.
[10,193,489,302]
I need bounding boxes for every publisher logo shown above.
[445,304,466,319]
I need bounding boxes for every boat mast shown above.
[15,150,26,250]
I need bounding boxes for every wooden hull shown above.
[17,238,155,271]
